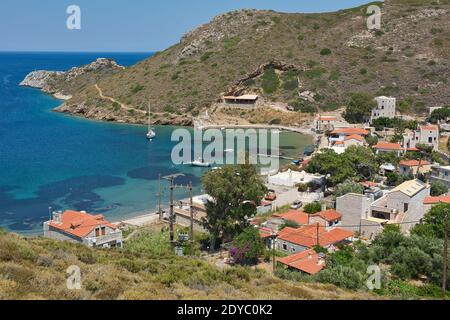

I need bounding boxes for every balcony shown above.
[83,231,123,247]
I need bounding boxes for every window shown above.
[95,228,100,237]
[429,137,433,143]
[283,244,287,250]
[404,203,409,212]
[101,227,106,236]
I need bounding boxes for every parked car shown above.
[290,200,303,209]
[265,190,277,201]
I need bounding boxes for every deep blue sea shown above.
[0,52,311,234]
[0,52,206,233]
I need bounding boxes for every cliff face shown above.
[21,0,450,126]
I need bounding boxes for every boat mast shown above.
[148,101,151,131]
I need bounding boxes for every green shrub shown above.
[320,48,332,56]
[261,68,280,94]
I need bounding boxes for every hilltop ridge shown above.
[21,0,450,126]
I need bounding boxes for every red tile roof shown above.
[331,128,369,136]
[277,250,325,275]
[259,227,273,239]
[423,195,450,205]
[400,160,431,167]
[319,116,337,121]
[373,141,403,151]
[273,210,309,225]
[277,224,354,248]
[421,125,438,131]
[334,141,345,146]
[49,210,117,238]
[312,209,342,222]
[360,181,379,188]
[345,134,364,142]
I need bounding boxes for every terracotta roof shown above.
[259,227,273,239]
[277,249,325,275]
[334,141,345,146]
[373,141,403,151]
[277,224,354,248]
[319,116,337,121]
[360,181,379,188]
[345,134,364,142]
[331,128,369,136]
[424,195,450,205]
[312,209,342,222]
[400,160,431,167]
[49,210,117,238]
[421,125,438,131]
[273,210,309,225]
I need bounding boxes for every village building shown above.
[399,160,432,176]
[222,94,259,107]
[43,210,123,248]
[429,164,450,188]
[277,249,326,275]
[373,141,405,156]
[267,169,325,188]
[402,125,439,151]
[423,195,450,213]
[329,127,370,143]
[315,116,338,133]
[370,96,396,123]
[336,193,382,238]
[276,224,354,254]
[266,209,342,232]
[370,179,430,233]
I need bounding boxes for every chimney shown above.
[52,211,62,224]
[308,252,313,261]
[321,203,327,212]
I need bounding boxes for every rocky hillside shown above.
[25,0,450,125]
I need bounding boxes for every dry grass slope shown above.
[0,229,377,300]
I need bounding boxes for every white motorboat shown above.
[146,102,156,140]
[191,158,212,167]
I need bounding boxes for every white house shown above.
[402,125,439,151]
[43,210,123,248]
[315,116,338,132]
[268,170,325,188]
[370,179,430,233]
[370,96,396,123]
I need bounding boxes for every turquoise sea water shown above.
[0,52,311,234]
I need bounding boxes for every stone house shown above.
[275,224,354,254]
[399,160,432,176]
[370,96,396,123]
[43,210,123,248]
[429,164,450,189]
[402,125,439,151]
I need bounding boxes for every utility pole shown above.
[271,233,278,272]
[189,181,194,255]
[157,174,162,220]
[443,210,448,299]
[162,173,184,245]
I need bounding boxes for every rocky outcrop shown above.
[20,70,64,90]
[225,60,303,96]
[20,58,124,95]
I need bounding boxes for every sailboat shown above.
[146,102,156,140]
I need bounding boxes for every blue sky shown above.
[0,0,373,52]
